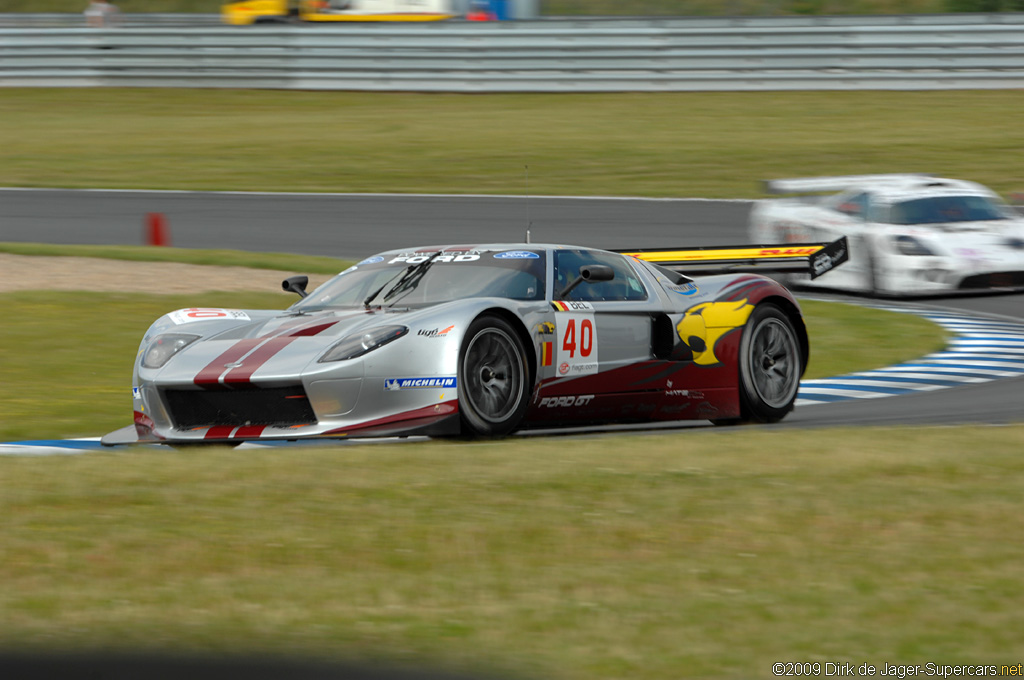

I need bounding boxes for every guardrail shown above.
[3,14,1024,91]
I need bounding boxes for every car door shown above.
[549,248,661,386]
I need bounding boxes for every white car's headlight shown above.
[319,325,408,363]
[893,235,935,256]
[141,333,200,369]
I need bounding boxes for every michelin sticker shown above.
[169,308,250,325]
[385,377,458,391]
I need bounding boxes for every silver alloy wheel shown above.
[463,326,525,423]
[746,316,800,409]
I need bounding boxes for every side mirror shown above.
[558,264,615,299]
[282,275,309,298]
[579,264,614,282]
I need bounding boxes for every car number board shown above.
[552,301,599,376]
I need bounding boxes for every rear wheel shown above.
[735,303,802,423]
[459,315,530,436]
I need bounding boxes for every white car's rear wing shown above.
[764,174,934,194]
[619,236,849,280]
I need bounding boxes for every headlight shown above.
[319,325,408,363]
[141,333,200,369]
[893,235,936,256]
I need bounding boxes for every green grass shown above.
[2,427,1024,679]
[3,89,1024,199]
[0,242,352,275]
[800,298,945,378]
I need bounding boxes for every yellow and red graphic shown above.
[623,246,823,264]
[541,341,553,367]
[676,298,755,366]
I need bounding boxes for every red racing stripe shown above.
[204,426,235,440]
[288,322,338,337]
[194,338,263,387]
[221,320,338,386]
[193,318,336,388]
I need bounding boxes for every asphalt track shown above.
[1,188,1021,451]
[0,188,750,253]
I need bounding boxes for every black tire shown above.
[458,315,530,437]
[734,303,802,424]
[166,441,241,450]
[861,236,881,296]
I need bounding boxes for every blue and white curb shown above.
[0,438,111,456]
[797,305,1024,406]
[0,436,410,456]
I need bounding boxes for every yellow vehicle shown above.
[222,0,456,25]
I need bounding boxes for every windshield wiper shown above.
[363,251,441,309]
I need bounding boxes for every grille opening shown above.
[163,385,316,429]
[959,272,1024,290]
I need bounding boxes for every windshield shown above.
[291,249,547,311]
[885,195,1012,225]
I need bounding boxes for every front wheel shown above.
[735,303,802,423]
[458,315,530,437]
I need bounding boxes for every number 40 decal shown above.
[561,317,594,358]
[555,313,599,376]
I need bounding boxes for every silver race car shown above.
[750,174,1024,296]
[103,240,846,445]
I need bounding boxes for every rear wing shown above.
[764,174,933,194]
[618,236,849,280]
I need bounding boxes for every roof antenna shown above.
[524,165,531,244]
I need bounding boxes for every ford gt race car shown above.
[103,240,846,446]
[749,174,1024,296]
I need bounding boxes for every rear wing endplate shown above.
[618,236,849,280]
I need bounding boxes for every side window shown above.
[554,250,648,302]
[866,200,889,224]
[833,192,869,220]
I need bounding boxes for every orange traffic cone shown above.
[146,212,170,247]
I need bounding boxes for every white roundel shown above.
[168,308,250,325]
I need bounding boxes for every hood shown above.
[143,307,409,386]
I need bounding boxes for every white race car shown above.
[749,174,1024,296]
